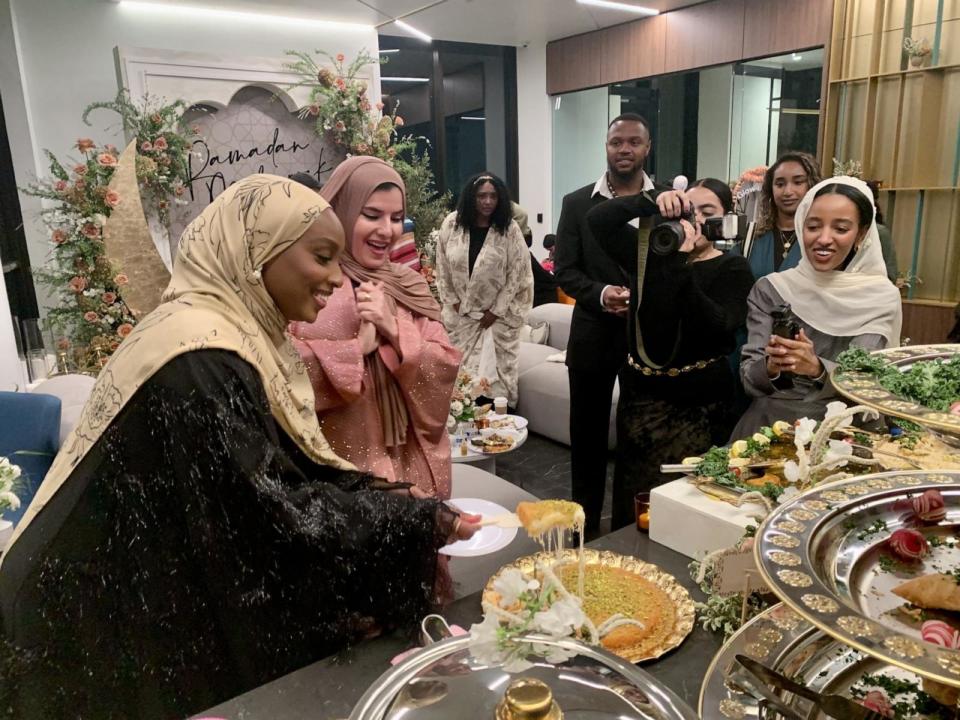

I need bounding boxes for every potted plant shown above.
[903,37,932,67]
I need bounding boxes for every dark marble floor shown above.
[495,432,616,537]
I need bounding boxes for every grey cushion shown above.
[518,342,559,377]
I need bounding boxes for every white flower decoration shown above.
[823,439,853,464]
[824,401,852,427]
[794,417,817,446]
[0,492,20,511]
[776,486,800,505]
[532,597,585,636]
[446,415,457,432]
[493,568,539,608]
[450,400,464,417]
[783,460,801,484]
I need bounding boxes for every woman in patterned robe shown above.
[435,173,533,406]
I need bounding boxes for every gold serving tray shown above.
[482,548,696,664]
[832,344,960,439]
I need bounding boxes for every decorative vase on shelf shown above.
[909,54,927,68]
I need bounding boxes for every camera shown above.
[702,213,748,250]
[648,211,749,255]
[648,207,695,256]
[771,303,801,340]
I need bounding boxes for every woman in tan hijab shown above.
[0,174,477,720]
[290,157,461,499]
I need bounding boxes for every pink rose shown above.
[153,136,168,151]
[54,180,68,192]
[894,489,947,524]
[922,620,960,649]
[117,323,134,338]
[887,528,929,561]
[150,113,162,124]
[73,164,88,176]
[861,690,894,718]
[140,141,153,152]
[80,223,101,239]
[174,186,185,196]
[335,120,346,131]
[104,190,121,208]
[57,338,70,351]
[97,153,118,167]
[307,104,320,116]
[101,291,117,305]
[109,341,120,351]
[114,273,129,286]
[74,179,86,191]
[376,101,384,111]
[394,116,404,127]
[51,229,68,245]
[83,311,99,323]
[68,276,87,293]
[76,138,95,153]
[336,53,345,62]
[335,77,347,91]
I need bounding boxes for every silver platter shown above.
[699,603,949,719]
[832,344,960,445]
[754,471,960,688]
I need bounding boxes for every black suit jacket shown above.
[556,181,663,372]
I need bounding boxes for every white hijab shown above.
[767,176,902,346]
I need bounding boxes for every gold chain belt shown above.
[626,354,722,377]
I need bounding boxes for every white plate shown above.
[469,428,522,454]
[487,414,529,430]
[439,498,518,557]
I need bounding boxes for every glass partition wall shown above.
[551,49,823,219]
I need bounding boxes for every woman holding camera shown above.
[732,176,902,436]
[735,151,822,278]
[586,178,754,529]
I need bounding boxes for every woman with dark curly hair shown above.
[435,172,533,406]
[735,151,822,278]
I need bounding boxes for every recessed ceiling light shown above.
[792,53,803,62]
[394,19,432,42]
[116,1,373,30]
[379,49,400,54]
[461,116,486,121]
[576,0,659,16]
[381,77,430,83]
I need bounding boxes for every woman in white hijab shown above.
[732,176,902,436]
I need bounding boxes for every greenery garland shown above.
[21,91,195,370]
[283,49,451,264]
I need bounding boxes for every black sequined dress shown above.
[0,349,454,719]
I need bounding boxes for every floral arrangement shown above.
[689,528,771,640]
[21,92,195,368]
[284,49,451,266]
[832,157,864,179]
[903,37,932,59]
[470,562,643,672]
[447,370,491,430]
[0,457,23,518]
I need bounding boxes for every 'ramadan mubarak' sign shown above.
[164,85,344,261]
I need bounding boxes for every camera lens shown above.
[649,222,685,256]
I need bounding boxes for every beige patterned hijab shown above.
[5,174,353,555]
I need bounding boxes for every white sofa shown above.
[516,304,618,449]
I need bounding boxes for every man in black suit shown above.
[555,113,657,534]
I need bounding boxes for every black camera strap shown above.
[634,215,681,370]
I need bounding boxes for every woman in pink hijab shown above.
[290,157,460,499]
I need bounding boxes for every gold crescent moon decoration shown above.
[101,139,171,318]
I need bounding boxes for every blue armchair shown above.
[0,391,61,526]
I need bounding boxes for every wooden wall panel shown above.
[599,14,667,86]
[662,0,745,74]
[742,0,834,60]
[546,32,603,95]
[902,301,957,344]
